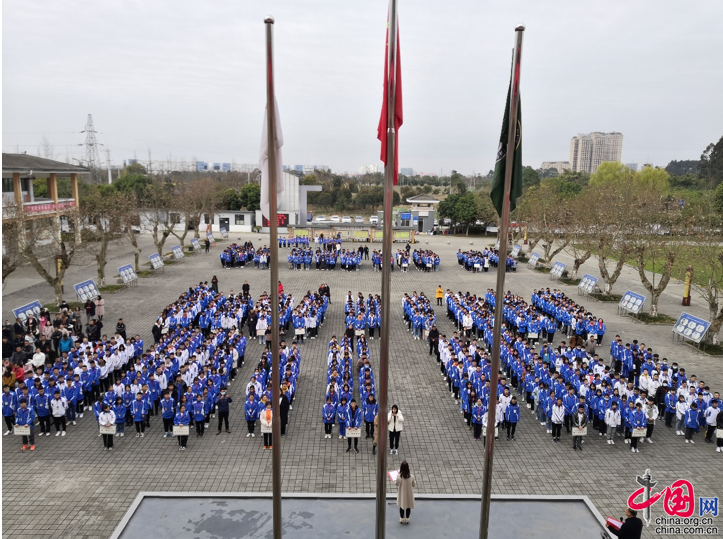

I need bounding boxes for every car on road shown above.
[341,216,352,223]
[369,216,379,225]
[354,216,365,223]
[315,215,327,222]
[330,215,341,223]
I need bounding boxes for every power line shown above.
[82,114,103,173]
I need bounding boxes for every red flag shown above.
[377,17,403,185]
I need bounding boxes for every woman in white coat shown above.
[388,404,404,455]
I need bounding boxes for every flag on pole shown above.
[377,16,403,185]
[490,82,522,217]
[259,98,284,222]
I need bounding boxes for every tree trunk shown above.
[636,249,676,318]
[96,237,108,284]
[571,251,592,280]
[53,281,63,305]
[526,237,540,256]
[599,255,626,296]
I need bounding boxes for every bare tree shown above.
[2,219,25,286]
[144,182,176,256]
[40,136,56,160]
[23,217,80,305]
[80,187,132,284]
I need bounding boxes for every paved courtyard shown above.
[2,233,722,539]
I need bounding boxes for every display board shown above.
[206,233,215,243]
[528,253,540,267]
[262,213,289,227]
[220,227,228,239]
[172,245,185,260]
[578,274,598,294]
[73,279,99,302]
[673,312,710,343]
[550,262,566,278]
[12,300,42,322]
[149,253,164,270]
[510,245,521,258]
[118,264,138,284]
[619,290,646,314]
[191,238,201,251]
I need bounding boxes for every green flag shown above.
[490,82,522,218]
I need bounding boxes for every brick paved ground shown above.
[2,234,722,539]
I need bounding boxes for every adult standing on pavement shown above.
[242,281,250,297]
[428,325,439,358]
[388,404,404,455]
[279,387,290,436]
[216,387,232,434]
[395,460,416,525]
[205,237,211,253]
[95,296,105,321]
[84,300,96,324]
[211,275,219,293]
[115,319,127,342]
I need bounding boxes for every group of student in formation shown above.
[278,235,311,248]
[219,242,274,270]
[456,248,517,273]
[286,248,363,272]
[392,248,441,273]
[343,292,383,341]
[393,286,723,453]
[322,311,405,456]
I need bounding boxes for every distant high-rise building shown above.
[540,161,570,174]
[359,165,378,174]
[569,132,623,174]
[625,163,638,172]
[400,167,414,176]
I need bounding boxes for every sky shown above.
[3,0,722,176]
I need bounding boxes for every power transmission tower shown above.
[82,114,103,180]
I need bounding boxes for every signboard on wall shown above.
[263,213,289,227]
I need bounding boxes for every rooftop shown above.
[2,153,91,176]
[405,195,440,204]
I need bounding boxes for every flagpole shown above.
[376,1,398,538]
[264,15,283,539]
[478,24,524,539]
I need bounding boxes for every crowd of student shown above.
[392,249,440,273]
[343,292,383,340]
[218,243,276,270]
[286,248,363,272]
[398,287,723,453]
[456,249,517,273]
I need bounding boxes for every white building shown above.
[540,161,570,174]
[569,132,623,174]
[359,165,378,174]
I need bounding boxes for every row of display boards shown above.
[521,252,713,346]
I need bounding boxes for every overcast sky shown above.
[3,1,722,176]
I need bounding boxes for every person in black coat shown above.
[604,508,643,539]
[152,321,163,344]
[279,389,290,436]
[428,325,440,358]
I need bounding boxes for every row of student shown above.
[456,248,515,273]
[435,290,722,452]
[219,242,256,268]
[286,248,363,272]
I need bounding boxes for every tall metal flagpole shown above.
[376,1,398,538]
[478,24,524,539]
[264,15,283,539]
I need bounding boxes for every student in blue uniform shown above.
[192,394,207,437]
[175,404,191,450]
[3,385,18,435]
[131,392,147,437]
[113,397,126,437]
[245,393,259,438]
[322,396,336,439]
[337,396,349,440]
[505,396,520,440]
[363,394,378,440]
[472,398,484,441]
[15,398,35,451]
[684,402,699,444]
[346,399,362,453]
[161,392,176,438]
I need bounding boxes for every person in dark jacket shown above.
[279,388,290,436]
[216,387,233,434]
[115,319,127,341]
[428,325,440,358]
[604,508,643,539]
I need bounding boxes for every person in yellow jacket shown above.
[435,286,444,306]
